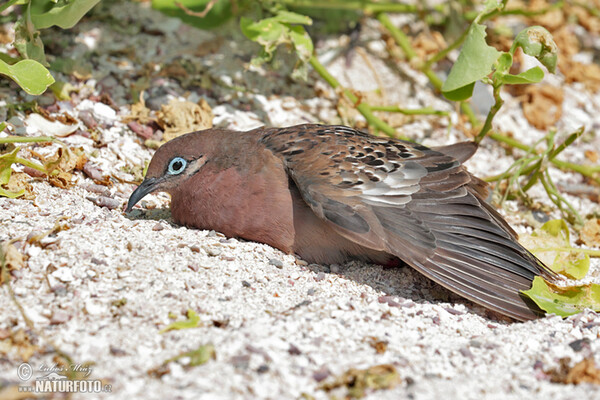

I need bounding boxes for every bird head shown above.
[125,130,218,212]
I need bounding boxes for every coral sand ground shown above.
[1,2,600,399]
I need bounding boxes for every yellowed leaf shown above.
[521,84,563,130]
[158,99,213,142]
[4,172,35,200]
[580,218,600,248]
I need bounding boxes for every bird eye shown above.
[167,157,187,175]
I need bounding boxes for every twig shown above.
[174,0,217,18]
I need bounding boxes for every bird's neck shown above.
[169,149,297,253]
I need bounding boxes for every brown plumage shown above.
[127,124,557,321]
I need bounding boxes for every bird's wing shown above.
[260,124,557,321]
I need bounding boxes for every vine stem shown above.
[0,136,58,144]
[308,55,408,139]
[368,105,448,116]
[377,13,443,90]
[474,84,503,144]
[278,0,430,14]
[489,132,600,183]
[529,247,600,257]
[376,10,599,184]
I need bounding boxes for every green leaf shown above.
[513,26,558,73]
[0,147,24,198]
[482,0,503,14]
[240,11,314,72]
[160,309,201,333]
[0,0,28,14]
[498,66,544,85]
[270,10,312,25]
[442,23,501,101]
[495,53,512,75]
[0,58,55,95]
[241,16,285,49]
[164,343,216,366]
[49,81,77,100]
[14,11,46,64]
[152,0,233,29]
[0,187,25,198]
[522,277,600,317]
[289,25,313,60]
[521,219,590,280]
[30,0,101,29]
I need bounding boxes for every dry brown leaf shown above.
[530,0,565,31]
[521,84,564,130]
[1,242,24,284]
[0,329,39,362]
[580,218,600,248]
[553,24,600,92]
[319,364,401,398]
[4,172,35,200]
[368,337,388,354]
[412,31,447,60]
[571,3,600,34]
[552,26,580,57]
[566,359,600,384]
[562,59,600,92]
[159,61,189,80]
[584,150,599,163]
[55,112,78,125]
[123,94,156,125]
[158,99,213,142]
[195,37,224,57]
[43,147,87,175]
[548,358,600,385]
[48,171,75,189]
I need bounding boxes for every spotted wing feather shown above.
[260,124,557,321]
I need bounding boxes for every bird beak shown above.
[126,177,159,212]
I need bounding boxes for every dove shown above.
[127,124,557,321]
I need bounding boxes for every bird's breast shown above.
[169,155,297,252]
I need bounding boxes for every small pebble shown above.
[312,366,330,382]
[23,166,46,178]
[152,223,165,231]
[83,162,105,181]
[256,365,269,374]
[378,296,401,307]
[568,338,591,352]
[128,121,154,139]
[50,310,71,325]
[81,182,110,196]
[87,196,120,210]
[269,259,284,269]
[52,267,74,283]
[78,110,98,129]
[288,344,302,355]
[205,246,221,257]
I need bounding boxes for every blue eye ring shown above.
[167,157,187,175]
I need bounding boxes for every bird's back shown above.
[257,124,557,321]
